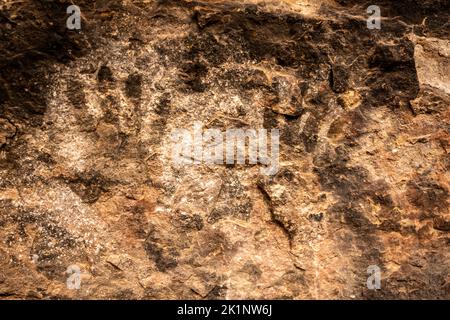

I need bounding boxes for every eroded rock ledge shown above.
[0,0,448,299]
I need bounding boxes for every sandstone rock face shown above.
[0,0,448,299]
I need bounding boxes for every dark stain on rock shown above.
[125,73,142,98]
[219,68,270,91]
[336,0,450,38]
[433,216,450,232]
[126,204,149,239]
[66,80,86,109]
[0,118,17,148]
[207,174,253,223]
[314,146,396,296]
[65,171,116,204]
[368,250,449,299]
[144,224,179,272]
[308,212,324,222]
[175,213,204,231]
[369,42,416,71]
[240,261,263,281]
[300,114,320,153]
[1,205,85,281]
[329,64,349,93]
[146,93,172,146]
[154,93,171,116]
[180,60,209,93]
[263,109,280,130]
[0,0,89,127]
[205,285,228,300]
[97,65,115,83]
[365,41,419,108]
[257,179,297,243]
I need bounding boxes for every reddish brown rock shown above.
[0,0,448,300]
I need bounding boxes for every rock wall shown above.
[0,0,448,299]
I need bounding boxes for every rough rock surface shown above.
[0,0,449,299]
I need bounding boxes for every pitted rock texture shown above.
[0,0,449,299]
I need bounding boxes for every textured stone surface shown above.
[0,0,448,299]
